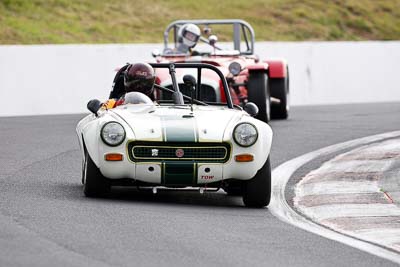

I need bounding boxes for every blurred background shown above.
[1,0,399,43]
[0,0,399,116]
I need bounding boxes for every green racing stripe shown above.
[161,115,198,185]
[161,115,198,142]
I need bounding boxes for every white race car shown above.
[76,63,273,207]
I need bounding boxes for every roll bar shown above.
[163,19,255,55]
[149,62,233,109]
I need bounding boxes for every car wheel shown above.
[83,151,111,197]
[271,67,289,119]
[242,157,271,208]
[247,72,271,123]
[81,156,86,185]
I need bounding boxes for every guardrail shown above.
[0,41,399,116]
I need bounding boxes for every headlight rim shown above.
[100,121,126,147]
[228,62,242,76]
[233,122,259,147]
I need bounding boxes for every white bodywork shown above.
[76,103,272,185]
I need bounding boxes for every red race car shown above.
[152,19,290,122]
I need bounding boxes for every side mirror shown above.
[152,49,160,58]
[183,74,197,90]
[244,102,259,117]
[87,99,102,116]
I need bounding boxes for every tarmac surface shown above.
[1,102,400,266]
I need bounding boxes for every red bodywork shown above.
[264,60,287,78]
[154,54,287,105]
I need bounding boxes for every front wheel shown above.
[247,72,271,123]
[242,157,271,208]
[83,151,111,197]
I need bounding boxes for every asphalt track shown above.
[1,102,400,267]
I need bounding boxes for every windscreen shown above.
[154,67,228,105]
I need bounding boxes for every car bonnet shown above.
[110,105,242,142]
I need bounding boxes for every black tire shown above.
[270,68,289,119]
[83,151,111,197]
[81,158,85,185]
[242,157,271,208]
[247,72,271,123]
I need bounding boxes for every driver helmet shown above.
[124,63,156,96]
[178,23,201,48]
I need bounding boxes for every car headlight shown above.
[101,122,126,146]
[228,62,242,76]
[233,123,258,147]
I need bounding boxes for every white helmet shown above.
[178,23,201,48]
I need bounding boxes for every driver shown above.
[103,62,156,109]
[176,23,201,54]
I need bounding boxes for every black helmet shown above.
[124,63,155,95]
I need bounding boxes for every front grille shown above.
[127,142,231,163]
[134,146,227,159]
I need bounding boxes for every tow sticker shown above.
[201,175,214,180]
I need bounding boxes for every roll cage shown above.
[110,63,234,109]
[163,19,255,55]
[150,63,233,108]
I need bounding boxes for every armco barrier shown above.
[0,41,399,116]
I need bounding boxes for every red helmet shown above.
[124,63,155,95]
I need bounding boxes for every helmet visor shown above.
[125,77,155,94]
[183,30,199,42]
